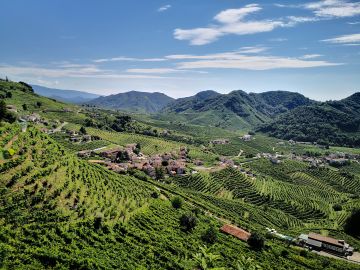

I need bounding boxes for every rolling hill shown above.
[32,84,101,104]
[85,91,174,113]
[161,90,314,130]
[258,92,360,147]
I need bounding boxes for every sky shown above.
[0,0,360,101]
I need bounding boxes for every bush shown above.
[179,213,197,232]
[333,204,342,211]
[79,126,87,135]
[344,209,360,237]
[281,249,289,257]
[247,233,265,251]
[94,212,104,230]
[300,249,308,258]
[171,196,183,209]
[151,191,160,199]
[202,225,218,244]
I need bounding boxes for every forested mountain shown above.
[258,92,360,146]
[161,90,314,130]
[85,91,174,113]
[32,84,101,103]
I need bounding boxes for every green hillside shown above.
[258,93,360,147]
[85,91,174,113]
[161,90,314,130]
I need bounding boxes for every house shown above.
[270,157,281,164]
[83,135,92,142]
[211,139,229,145]
[70,136,81,143]
[220,224,251,242]
[242,135,252,141]
[25,113,41,123]
[99,148,122,159]
[77,150,92,158]
[298,233,354,256]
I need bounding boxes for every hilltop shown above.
[85,91,174,113]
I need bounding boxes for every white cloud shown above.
[174,4,317,45]
[238,46,268,54]
[93,57,167,63]
[269,37,288,42]
[322,33,360,44]
[126,68,180,74]
[158,4,171,12]
[0,63,169,79]
[304,0,360,18]
[168,51,341,70]
[348,21,360,25]
[300,54,323,59]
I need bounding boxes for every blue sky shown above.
[0,0,359,100]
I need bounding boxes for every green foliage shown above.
[344,209,360,237]
[247,233,265,251]
[202,225,218,244]
[79,126,87,135]
[179,213,197,232]
[171,196,183,209]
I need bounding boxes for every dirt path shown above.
[5,135,18,149]
[54,122,68,132]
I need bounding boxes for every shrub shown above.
[79,126,87,135]
[281,249,289,258]
[179,213,197,232]
[171,196,183,209]
[332,204,342,211]
[344,209,360,237]
[94,212,104,230]
[300,249,308,258]
[202,225,218,244]
[248,233,265,251]
[151,191,160,199]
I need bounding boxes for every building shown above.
[220,224,251,242]
[242,135,252,141]
[211,139,230,145]
[298,233,354,256]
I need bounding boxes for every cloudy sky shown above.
[0,0,360,100]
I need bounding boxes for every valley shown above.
[1,80,360,269]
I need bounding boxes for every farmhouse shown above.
[99,148,122,159]
[241,134,252,141]
[211,139,229,145]
[298,233,354,256]
[220,224,251,242]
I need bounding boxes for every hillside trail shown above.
[237,149,243,157]
[54,122,68,132]
[4,135,18,150]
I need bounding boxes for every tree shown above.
[179,213,197,232]
[5,92,12,98]
[94,212,104,230]
[333,204,342,211]
[79,126,87,135]
[202,225,218,244]
[22,104,27,111]
[344,209,360,237]
[155,167,164,180]
[0,100,16,123]
[36,101,42,108]
[115,151,130,163]
[171,196,183,209]
[135,143,141,150]
[248,233,265,251]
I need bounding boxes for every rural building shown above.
[211,139,230,145]
[242,135,252,141]
[220,224,251,242]
[298,233,354,256]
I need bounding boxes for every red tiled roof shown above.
[220,224,251,242]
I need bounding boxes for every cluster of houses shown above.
[66,130,92,143]
[210,139,230,145]
[80,145,191,178]
[288,152,357,167]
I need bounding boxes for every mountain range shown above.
[32,84,101,103]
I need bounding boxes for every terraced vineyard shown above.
[0,123,154,225]
[172,161,360,234]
